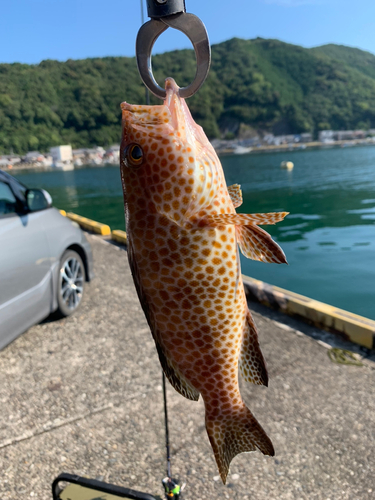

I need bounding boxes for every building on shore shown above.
[50,145,73,170]
[72,146,105,166]
[0,155,22,169]
[318,129,373,143]
[23,151,53,167]
[103,144,120,164]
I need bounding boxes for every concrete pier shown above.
[1,234,374,500]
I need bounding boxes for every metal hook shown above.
[136,12,211,100]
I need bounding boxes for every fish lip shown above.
[165,77,179,93]
[165,77,180,106]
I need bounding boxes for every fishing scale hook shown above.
[136,0,211,99]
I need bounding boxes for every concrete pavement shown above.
[1,234,374,500]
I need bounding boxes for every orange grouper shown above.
[120,78,288,483]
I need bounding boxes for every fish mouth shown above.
[120,78,187,136]
[120,78,180,126]
[121,101,168,128]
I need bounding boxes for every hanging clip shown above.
[136,0,211,99]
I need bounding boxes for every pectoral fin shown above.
[236,224,287,264]
[201,212,289,226]
[197,211,288,263]
[227,184,243,208]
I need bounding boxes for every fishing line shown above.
[161,373,183,498]
[162,372,172,479]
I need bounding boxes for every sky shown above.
[0,0,375,64]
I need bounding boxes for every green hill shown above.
[311,44,375,80]
[2,38,375,154]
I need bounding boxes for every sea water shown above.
[14,145,375,320]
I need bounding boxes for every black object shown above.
[52,473,158,500]
[162,374,183,498]
[146,0,186,19]
[0,169,28,213]
[162,373,171,479]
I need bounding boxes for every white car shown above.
[0,170,94,350]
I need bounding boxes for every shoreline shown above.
[3,139,375,173]
[216,139,375,156]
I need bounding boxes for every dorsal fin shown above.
[227,184,243,208]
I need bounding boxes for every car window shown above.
[0,181,18,215]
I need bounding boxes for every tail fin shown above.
[206,403,274,484]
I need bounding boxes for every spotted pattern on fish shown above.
[120,78,288,483]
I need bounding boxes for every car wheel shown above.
[57,249,85,317]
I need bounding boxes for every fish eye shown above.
[123,143,144,168]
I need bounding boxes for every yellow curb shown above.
[111,229,128,245]
[65,212,111,236]
[59,209,67,216]
[57,208,374,349]
[242,275,375,349]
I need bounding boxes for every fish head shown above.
[120,78,223,225]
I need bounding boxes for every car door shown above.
[0,179,52,349]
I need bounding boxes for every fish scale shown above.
[120,77,288,483]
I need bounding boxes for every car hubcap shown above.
[60,257,83,310]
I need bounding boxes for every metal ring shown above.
[136,13,211,99]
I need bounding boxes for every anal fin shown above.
[155,340,200,402]
[239,310,268,386]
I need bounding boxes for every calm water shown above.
[14,146,375,320]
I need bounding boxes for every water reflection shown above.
[63,185,79,208]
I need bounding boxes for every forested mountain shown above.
[311,44,375,80]
[2,37,375,154]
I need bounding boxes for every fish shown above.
[120,78,288,483]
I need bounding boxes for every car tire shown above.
[56,249,85,317]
